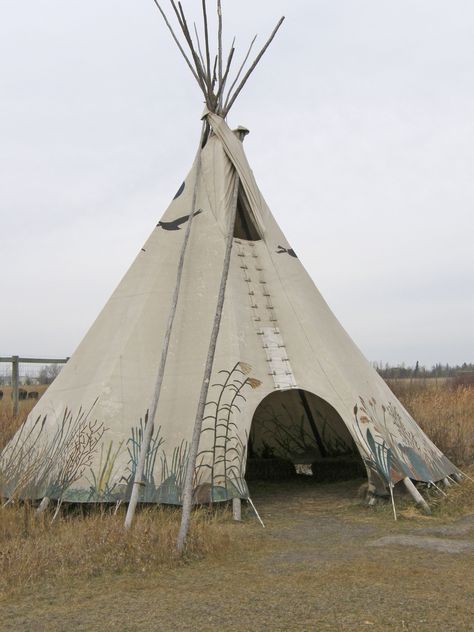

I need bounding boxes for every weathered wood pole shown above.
[232,497,241,522]
[11,355,19,416]
[403,477,431,514]
[124,131,205,530]
[176,135,244,554]
[36,496,50,514]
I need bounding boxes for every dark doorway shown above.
[247,389,364,482]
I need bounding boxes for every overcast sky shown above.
[1,0,473,367]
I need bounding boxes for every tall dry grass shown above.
[429,464,474,517]
[388,380,474,466]
[0,409,27,454]
[0,379,473,598]
[0,503,237,598]
[0,400,238,598]
[0,385,44,452]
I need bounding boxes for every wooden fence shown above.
[0,356,68,416]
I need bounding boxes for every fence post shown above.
[12,355,19,416]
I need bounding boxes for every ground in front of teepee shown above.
[1,473,474,632]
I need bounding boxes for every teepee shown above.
[1,2,461,540]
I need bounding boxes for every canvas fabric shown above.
[1,114,458,504]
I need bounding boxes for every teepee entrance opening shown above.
[247,389,365,482]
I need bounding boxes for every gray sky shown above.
[1,0,473,367]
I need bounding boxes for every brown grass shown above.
[2,485,473,632]
[0,503,237,599]
[0,385,48,452]
[0,385,238,598]
[430,463,474,517]
[388,379,474,465]
[0,410,29,455]
[0,379,473,603]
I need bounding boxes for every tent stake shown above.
[124,127,205,530]
[447,475,462,487]
[247,497,265,528]
[389,483,397,521]
[430,480,447,497]
[177,131,245,554]
[403,477,431,514]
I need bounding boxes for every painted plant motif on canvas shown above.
[0,361,262,506]
[0,400,105,502]
[353,396,455,486]
[195,361,262,503]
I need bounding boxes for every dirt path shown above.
[2,480,474,631]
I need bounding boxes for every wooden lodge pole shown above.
[124,128,205,530]
[36,496,50,514]
[442,477,452,488]
[128,0,285,540]
[232,497,241,522]
[176,133,244,554]
[403,477,431,514]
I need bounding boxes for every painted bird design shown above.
[276,245,297,258]
[157,209,203,231]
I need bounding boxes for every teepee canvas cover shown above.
[1,5,459,512]
[1,111,458,505]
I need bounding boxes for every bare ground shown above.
[1,479,474,631]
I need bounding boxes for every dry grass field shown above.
[0,379,473,631]
[0,385,48,455]
[388,379,474,466]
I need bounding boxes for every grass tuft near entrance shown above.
[430,464,474,518]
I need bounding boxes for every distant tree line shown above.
[373,361,474,379]
[36,364,63,385]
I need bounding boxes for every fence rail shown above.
[0,355,69,416]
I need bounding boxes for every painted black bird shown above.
[157,209,203,231]
[276,245,297,258]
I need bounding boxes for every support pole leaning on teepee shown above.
[176,133,243,554]
[124,126,206,530]
[403,477,431,515]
